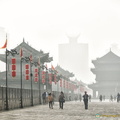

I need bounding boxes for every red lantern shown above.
[34,68,38,73]
[11,58,17,77]
[25,64,30,80]
[26,69,29,74]
[12,71,16,77]
[49,74,52,84]
[25,64,29,69]
[34,68,38,83]
[11,58,16,64]
[26,75,29,80]
[41,71,45,84]
[12,64,16,70]
[35,73,38,77]
[34,77,38,82]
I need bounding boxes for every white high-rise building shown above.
[58,35,89,82]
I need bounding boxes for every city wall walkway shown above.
[0,100,120,120]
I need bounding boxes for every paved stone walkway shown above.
[0,101,120,120]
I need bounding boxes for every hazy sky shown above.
[0,0,120,82]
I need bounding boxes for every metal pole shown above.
[38,67,41,104]
[30,62,33,106]
[5,49,9,110]
[20,59,23,108]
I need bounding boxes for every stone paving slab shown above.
[0,101,120,120]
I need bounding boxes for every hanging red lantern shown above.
[12,64,16,70]
[34,68,38,83]
[41,71,45,84]
[25,64,30,80]
[11,58,17,77]
[26,69,29,74]
[26,75,29,80]
[49,73,52,84]
[12,71,16,77]
[11,58,16,64]
[34,68,38,73]
[34,77,38,82]
[35,73,38,77]
[25,64,29,69]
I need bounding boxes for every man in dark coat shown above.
[42,92,46,104]
[83,91,89,110]
[58,91,65,109]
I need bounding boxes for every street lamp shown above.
[20,56,30,108]
[30,61,34,106]
[33,62,47,104]
[5,49,19,110]
[38,65,41,104]
[32,61,41,104]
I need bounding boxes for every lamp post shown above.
[44,66,48,93]
[5,49,18,110]
[33,61,42,104]
[38,66,41,104]
[29,61,39,106]
[30,61,34,106]
[20,57,30,108]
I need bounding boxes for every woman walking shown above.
[48,93,53,109]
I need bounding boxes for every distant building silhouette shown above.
[89,50,120,98]
[58,35,89,82]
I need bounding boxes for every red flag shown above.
[0,37,7,49]
[19,47,23,57]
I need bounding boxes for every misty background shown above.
[0,0,120,84]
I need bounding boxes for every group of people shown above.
[99,93,120,102]
[42,91,65,109]
[43,91,89,109]
[42,91,120,111]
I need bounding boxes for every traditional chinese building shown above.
[0,40,53,92]
[89,50,120,98]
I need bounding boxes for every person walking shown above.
[99,95,102,102]
[42,92,46,104]
[58,91,65,109]
[117,93,120,102]
[83,91,89,110]
[48,93,53,109]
